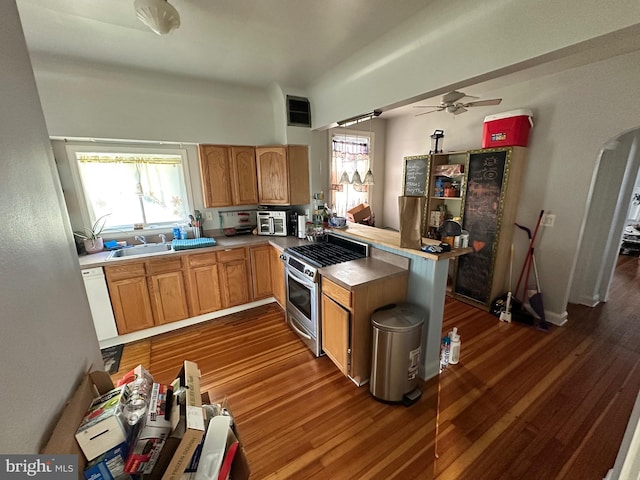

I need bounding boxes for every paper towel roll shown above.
[298,215,306,239]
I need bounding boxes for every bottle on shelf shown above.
[449,327,461,364]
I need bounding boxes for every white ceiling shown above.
[16,0,433,90]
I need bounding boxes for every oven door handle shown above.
[289,319,312,340]
[286,267,316,287]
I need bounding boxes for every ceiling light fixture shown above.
[337,109,382,127]
[134,0,181,35]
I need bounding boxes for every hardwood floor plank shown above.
[106,256,639,479]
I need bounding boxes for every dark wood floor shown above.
[112,255,640,479]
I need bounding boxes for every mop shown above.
[499,244,514,322]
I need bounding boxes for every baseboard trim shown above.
[99,298,276,349]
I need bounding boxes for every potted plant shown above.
[74,214,110,254]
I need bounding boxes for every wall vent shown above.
[286,95,311,127]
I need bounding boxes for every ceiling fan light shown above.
[134,0,180,35]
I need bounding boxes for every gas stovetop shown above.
[286,235,369,268]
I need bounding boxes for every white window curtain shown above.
[330,132,372,218]
[76,152,189,229]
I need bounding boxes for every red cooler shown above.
[482,109,533,148]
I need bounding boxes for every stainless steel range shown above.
[280,234,369,356]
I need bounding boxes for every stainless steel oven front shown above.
[281,253,322,357]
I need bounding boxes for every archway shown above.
[570,128,640,306]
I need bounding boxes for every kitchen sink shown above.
[108,243,173,259]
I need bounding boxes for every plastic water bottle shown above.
[122,377,152,426]
[180,224,188,240]
[440,336,450,372]
[449,327,461,364]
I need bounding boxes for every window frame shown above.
[328,128,375,217]
[65,141,195,237]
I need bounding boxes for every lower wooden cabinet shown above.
[270,246,285,307]
[105,242,286,337]
[217,248,251,308]
[321,274,408,385]
[321,294,350,375]
[186,253,223,316]
[108,274,155,334]
[249,245,273,300]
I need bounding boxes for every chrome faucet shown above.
[135,235,147,245]
[158,234,166,244]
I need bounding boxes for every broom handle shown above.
[514,210,544,301]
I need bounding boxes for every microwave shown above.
[257,210,289,236]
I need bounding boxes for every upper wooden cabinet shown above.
[199,145,258,208]
[255,145,309,206]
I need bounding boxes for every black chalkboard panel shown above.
[454,149,509,305]
[402,155,429,196]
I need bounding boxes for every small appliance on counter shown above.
[218,210,257,236]
[256,208,290,236]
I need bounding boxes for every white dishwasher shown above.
[81,267,118,341]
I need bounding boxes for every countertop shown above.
[326,223,473,261]
[319,256,408,290]
[78,235,306,268]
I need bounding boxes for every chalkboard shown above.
[402,155,429,196]
[454,149,509,305]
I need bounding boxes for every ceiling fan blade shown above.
[442,91,467,104]
[413,105,443,109]
[464,98,502,107]
[414,109,440,117]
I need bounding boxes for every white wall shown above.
[308,0,640,128]
[383,50,640,322]
[0,1,102,452]
[30,54,275,146]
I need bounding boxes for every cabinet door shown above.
[270,246,285,307]
[219,258,251,308]
[321,294,350,375]
[188,264,223,315]
[108,276,155,334]
[249,245,273,300]
[230,146,258,205]
[256,146,289,205]
[199,145,233,207]
[148,271,190,325]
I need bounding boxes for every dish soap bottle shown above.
[449,327,461,364]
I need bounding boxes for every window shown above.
[66,143,192,233]
[330,130,374,218]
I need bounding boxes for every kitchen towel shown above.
[171,237,217,251]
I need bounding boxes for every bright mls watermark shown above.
[0,456,76,480]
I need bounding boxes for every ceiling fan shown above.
[414,91,502,116]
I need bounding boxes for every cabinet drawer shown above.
[105,262,145,281]
[217,248,246,263]
[322,278,352,308]
[146,257,183,275]
[187,252,217,267]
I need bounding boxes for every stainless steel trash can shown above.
[370,303,425,402]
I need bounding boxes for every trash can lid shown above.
[371,303,425,332]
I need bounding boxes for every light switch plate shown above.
[541,213,556,227]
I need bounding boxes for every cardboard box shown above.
[83,442,131,480]
[146,361,206,480]
[347,203,371,223]
[75,386,130,461]
[42,364,249,480]
[433,164,464,177]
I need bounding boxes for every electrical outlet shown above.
[205,212,213,222]
[541,213,556,227]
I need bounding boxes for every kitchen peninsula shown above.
[328,223,472,380]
